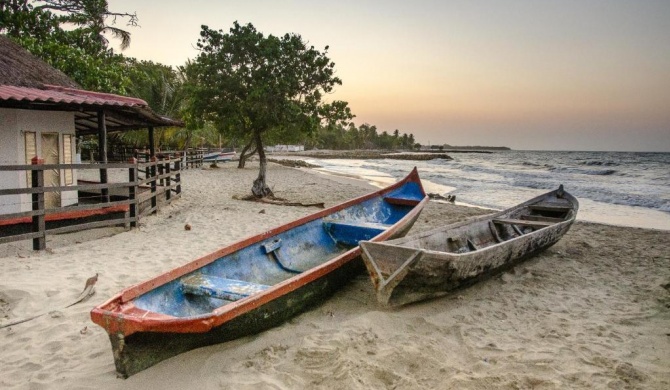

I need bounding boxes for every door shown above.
[41,133,61,208]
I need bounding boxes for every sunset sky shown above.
[110,0,670,151]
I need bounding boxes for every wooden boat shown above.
[360,185,578,307]
[203,150,236,162]
[90,168,428,377]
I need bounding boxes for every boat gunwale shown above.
[365,215,575,260]
[91,168,428,336]
[375,187,578,252]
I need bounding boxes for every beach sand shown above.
[1,162,668,389]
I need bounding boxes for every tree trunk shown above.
[237,139,256,169]
[251,131,273,198]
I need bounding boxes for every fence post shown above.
[128,157,138,228]
[175,153,182,196]
[31,156,46,250]
[165,158,171,201]
[157,155,165,186]
[150,156,157,213]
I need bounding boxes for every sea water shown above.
[302,151,670,230]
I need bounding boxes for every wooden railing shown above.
[0,156,182,250]
[184,148,205,169]
[81,145,206,169]
[132,149,205,169]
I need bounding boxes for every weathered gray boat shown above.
[360,186,578,307]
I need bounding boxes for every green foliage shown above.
[186,22,353,142]
[1,0,138,93]
[186,22,354,196]
[309,123,417,151]
[126,59,185,117]
[14,35,132,93]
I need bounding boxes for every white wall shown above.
[0,108,22,214]
[0,108,78,214]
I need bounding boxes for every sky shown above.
[109,0,670,152]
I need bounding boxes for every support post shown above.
[148,126,155,158]
[31,157,46,250]
[150,156,157,213]
[165,158,171,201]
[175,153,182,195]
[157,155,164,186]
[97,111,109,203]
[128,157,138,228]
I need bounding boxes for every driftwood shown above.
[233,194,325,208]
[0,274,98,329]
[428,193,456,202]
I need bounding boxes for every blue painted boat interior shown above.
[132,180,425,318]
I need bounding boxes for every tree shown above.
[114,59,188,149]
[0,0,138,93]
[187,22,352,197]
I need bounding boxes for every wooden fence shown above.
[81,145,206,168]
[0,156,182,250]
[131,149,205,169]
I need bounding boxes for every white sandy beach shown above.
[1,162,668,389]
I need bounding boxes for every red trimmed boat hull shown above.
[91,168,427,377]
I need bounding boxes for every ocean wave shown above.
[314,151,670,220]
[511,179,562,190]
[579,160,620,167]
[548,166,618,176]
[602,196,669,212]
[590,169,617,176]
[426,158,452,166]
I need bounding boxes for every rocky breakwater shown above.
[268,159,322,168]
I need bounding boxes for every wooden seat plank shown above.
[323,219,392,247]
[521,214,565,223]
[492,218,554,228]
[528,203,572,213]
[384,196,421,206]
[182,274,269,301]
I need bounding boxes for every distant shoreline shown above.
[272,150,455,161]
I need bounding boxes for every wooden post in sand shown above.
[174,154,182,196]
[31,156,46,250]
[150,156,157,214]
[165,158,171,202]
[128,157,138,228]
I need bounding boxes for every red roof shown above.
[0,84,183,132]
[0,84,148,107]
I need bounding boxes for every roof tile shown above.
[0,84,148,107]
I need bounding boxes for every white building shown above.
[0,36,182,215]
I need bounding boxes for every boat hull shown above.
[91,168,427,377]
[361,188,578,307]
[203,151,236,162]
[108,257,362,377]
